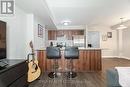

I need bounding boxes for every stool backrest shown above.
[46,47,61,59]
[64,46,79,59]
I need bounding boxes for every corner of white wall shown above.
[25,14,34,56]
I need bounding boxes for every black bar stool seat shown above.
[64,46,79,78]
[46,47,61,78]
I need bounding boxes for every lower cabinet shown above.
[37,49,102,72]
[0,60,28,87]
[9,74,28,87]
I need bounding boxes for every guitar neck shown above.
[31,48,35,60]
[29,41,36,60]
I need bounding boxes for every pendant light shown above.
[117,18,127,30]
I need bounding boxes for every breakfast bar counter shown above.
[37,48,102,72]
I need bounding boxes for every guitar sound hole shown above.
[31,63,38,73]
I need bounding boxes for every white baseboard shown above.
[119,56,130,60]
[102,56,118,58]
[102,56,130,60]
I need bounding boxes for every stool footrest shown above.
[66,72,77,78]
[48,72,58,78]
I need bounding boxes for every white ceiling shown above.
[15,0,56,29]
[15,0,130,29]
[45,0,130,28]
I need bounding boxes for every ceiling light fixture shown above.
[117,18,127,30]
[62,20,71,26]
[63,22,69,25]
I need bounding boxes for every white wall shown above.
[122,27,130,59]
[25,14,34,56]
[117,29,123,57]
[45,28,48,47]
[88,26,118,57]
[33,16,46,49]
[0,6,27,59]
[0,6,46,59]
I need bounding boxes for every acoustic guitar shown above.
[27,41,41,82]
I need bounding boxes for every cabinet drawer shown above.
[0,62,28,87]
[9,74,28,87]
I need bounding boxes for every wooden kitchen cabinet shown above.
[48,30,84,40]
[48,30,57,40]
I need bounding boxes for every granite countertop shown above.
[36,47,102,51]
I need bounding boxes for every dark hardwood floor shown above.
[29,58,130,87]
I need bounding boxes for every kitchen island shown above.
[37,48,102,72]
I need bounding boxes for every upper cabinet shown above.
[48,30,57,40]
[48,30,84,40]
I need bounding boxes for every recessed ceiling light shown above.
[63,22,69,25]
[61,20,71,26]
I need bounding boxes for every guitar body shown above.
[27,41,41,82]
[28,60,41,82]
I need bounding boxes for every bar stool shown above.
[64,46,79,78]
[46,47,61,78]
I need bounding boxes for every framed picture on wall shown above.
[38,24,43,38]
[107,32,112,38]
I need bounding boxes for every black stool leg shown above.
[48,59,58,78]
[67,59,77,78]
